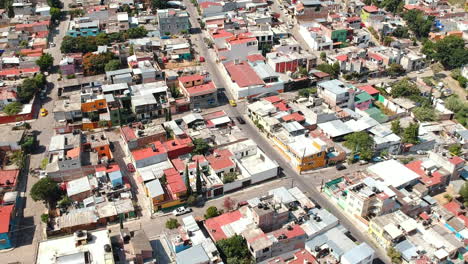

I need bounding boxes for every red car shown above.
[199,56,205,62]
[127,163,136,173]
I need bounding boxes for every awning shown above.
[210,116,231,126]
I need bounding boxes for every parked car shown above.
[127,163,136,173]
[335,164,346,171]
[39,171,47,179]
[15,121,25,127]
[359,160,369,165]
[40,108,48,117]
[229,100,237,107]
[416,150,427,155]
[173,206,192,216]
[237,201,248,207]
[192,108,202,113]
[236,116,245,124]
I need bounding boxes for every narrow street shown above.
[182,1,390,262]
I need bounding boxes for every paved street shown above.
[2,6,71,263]
[182,1,391,262]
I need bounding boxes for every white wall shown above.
[135,153,168,168]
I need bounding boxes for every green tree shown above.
[104,59,121,72]
[205,206,221,219]
[9,150,24,167]
[186,195,196,206]
[18,78,39,102]
[387,246,402,264]
[445,95,466,112]
[216,235,251,264]
[422,36,468,70]
[165,218,180,229]
[184,165,192,195]
[21,136,35,153]
[61,36,97,54]
[391,119,402,135]
[402,10,435,39]
[344,132,375,161]
[95,32,110,46]
[392,26,410,38]
[223,172,237,184]
[387,63,405,77]
[316,62,340,78]
[448,144,462,156]
[320,51,326,61]
[58,195,72,208]
[126,27,148,39]
[3,102,23,115]
[390,78,420,98]
[30,178,62,207]
[41,213,49,223]
[459,182,468,203]
[402,122,419,144]
[412,106,437,122]
[192,138,209,155]
[151,0,168,9]
[36,53,54,71]
[381,0,404,14]
[50,7,62,22]
[47,0,62,8]
[196,161,202,195]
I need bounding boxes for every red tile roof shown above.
[178,74,204,84]
[246,54,265,62]
[206,149,235,171]
[0,205,14,233]
[212,30,234,39]
[405,160,443,187]
[171,158,185,172]
[312,71,330,78]
[444,201,468,227]
[121,126,137,142]
[346,16,361,23]
[0,90,17,100]
[363,5,379,13]
[163,137,193,153]
[15,20,50,30]
[224,60,264,87]
[164,168,186,194]
[358,85,379,95]
[200,1,222,8]
[336,54,348,62]
[271,224,305,240]
[369,53,383,61]
[0,170,18,188]
[263,95,282,103]
[226,33,256,45]
[449,156,464,165]
[288,249,318,264]
[282,112,305,123]
[0,67,40,76]
[419,212,430,220]
[203,110,227,120]
[132,141,167,161]
[185,81,217,96]
[66,147,80,159]
[274,101,290,112]
[205,210,242,241]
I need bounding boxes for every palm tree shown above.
[10,150,25,167]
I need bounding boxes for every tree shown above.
[184,165,192,196]
[381,0,404,14]
[216,235,251,264]
[3,102,23,115]
[316,62,340,78]
[402,10,434,39]
[412,106,437,122]
[390,78,420,98]
[298,88,316,98]
[151,0,168,9]
[196,161,202,195]
[320,51,326,61]
[47,0,62,8]
[50,7,62,22]
[21,136,35,153]
[222,172,237,184]
[36,53,54,71]
[126,27,148,39]
[460,182,468,203]
[387,246,402,264]
[448,144,462,156]
[61,36,97,54]
[18,78,40,102]
[391,119,402,135]
[344,132,375,161]
[223,197,237,211]
[58,195,72,208]
[205,206,221,219]
[392,26,410,38]
[422,36,468,70]
[165,218,180,229]
[9,150,24,167]
[186,195,196,206]
[83,52,114,76]
[30,178,62,207]
[41,213,49,224]
[104,59,121,72]
[192,138,209,155]
[383,36,393,46]
[129,44,134,55]
[387,63,405,77]
[69,8,85,18]
[401,122,419,144]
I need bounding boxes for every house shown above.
[341,243,375,264]
[299,24,333,51]
[176,244,210,264]
[157,9,190,35]
[178,75,218,109]
[360,6,384,22]
[0,170,19,191]
[294,0,330,21]
[130,82,170,120]
[0,205,15,249]
[317,79,355,109]
[132,141,168,168]
[368,211,416,249]
[0,89,18,110]
[266,51,317,73]
[217,33,259,62]
[67,176,94,202]
[67,17,100,37]
[0,127,25,151]
[120,123,166,152]
[36,229,114,264]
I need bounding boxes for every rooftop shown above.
[224,60,264,88]
[367,159,421,188]
[0,205,14,233]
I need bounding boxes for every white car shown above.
[173,206,192,216]
[39,171,47,179]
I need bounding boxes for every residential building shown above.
[0,205,15,250]
[368,211,416,249]
[299,24,333,51]
[266,51,317,74]
[157,9,190,35]
[317,79,355,109]
[67,17,100,37]
[130,81,170,120]
[217,33,259,62]
[178,74,218,109]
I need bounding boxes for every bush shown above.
[3,102,23,115]
[165,218,180,229]
[223,172,237,184]
[205,206,221,219]
[186,195,197,206]
[41,213,49,224]
[443,194,453,202]
[66,74,76,79]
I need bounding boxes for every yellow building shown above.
[368,211,415,249]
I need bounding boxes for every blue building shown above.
[67,18,100,37]
[0,205,15,250]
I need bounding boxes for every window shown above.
[317,152,322,157]
[262,247,269,253]
[100,147,105,150]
